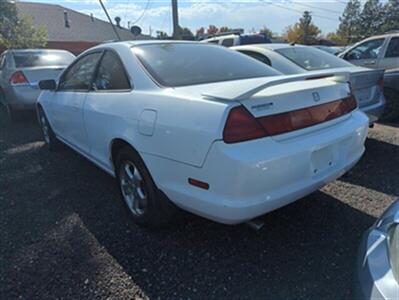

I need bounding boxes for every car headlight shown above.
[389,224,399,283]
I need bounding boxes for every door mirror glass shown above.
[39,79,57,91]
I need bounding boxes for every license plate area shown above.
[311,145,334,174]
[356,87,372,103]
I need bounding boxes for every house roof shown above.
[16,2,152,42]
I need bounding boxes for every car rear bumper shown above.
[360,94,385,124]
[4,84,41,111]
[146,111,369,224]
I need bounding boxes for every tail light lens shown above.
[223,96,357,144]
[9,71,28,85]
[223,106,267,143]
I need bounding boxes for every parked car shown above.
[233,44,385,124]
[313,45,345,56]
[382,68,399,121]
[338,32,399,70]
[356,198,399,299]
[0,49,75,124]
[37,41,368,226]
[201,31,271,47]
[339,32,399,121]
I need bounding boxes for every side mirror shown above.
[39,79,57,91]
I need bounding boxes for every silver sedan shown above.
[356,199,399,299]
[0,49,75,123]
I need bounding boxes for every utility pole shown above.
[171,0,180,39]
[98,0,121,41]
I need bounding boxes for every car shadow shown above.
[0,118,380,299]
[340,137,399,196]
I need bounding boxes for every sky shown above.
[23,0,365,36]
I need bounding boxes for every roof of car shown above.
[233,43,305,51]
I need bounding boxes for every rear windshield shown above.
[132,43,280,87]
[13,51,75,68]
[275,47,352,71]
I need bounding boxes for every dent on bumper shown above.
[151,111,369,224]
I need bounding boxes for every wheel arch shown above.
[109,138,140,172]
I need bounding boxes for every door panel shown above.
[51,51,103,153]
[378,37,399,70]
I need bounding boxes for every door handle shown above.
[364,60,376,65]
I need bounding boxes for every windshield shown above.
[275,47,352,71]
[13,50,75,68]
[132,43,280,87]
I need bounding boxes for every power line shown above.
[269,3,339,22]
[294,2,342,15]
[129,0,151,26]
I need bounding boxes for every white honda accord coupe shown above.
[37,41,369,226]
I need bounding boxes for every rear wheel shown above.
[37,107,60,151]
[381,88,399,122]
[115,146,177,226]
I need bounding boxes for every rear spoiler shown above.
[202,72,350,101]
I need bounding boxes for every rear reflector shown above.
[9,71,28,85]
[223,96,357,143]
[188,178,209,190]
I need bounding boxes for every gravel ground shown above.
[0,116,398,300]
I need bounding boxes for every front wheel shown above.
[115,146,177,226]
[37,107,60,151]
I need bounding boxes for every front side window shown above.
[346,39,385,60]
[58,52,102,91]
[94,51,131,91]
[385,37,399,58]
[275,46,353,71]
[132,43,280,87]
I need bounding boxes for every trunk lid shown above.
[18,66,65,87]
[303,66,384,108]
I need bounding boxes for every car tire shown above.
[115,146,177,226]
[37,106,60,151]
[381,88,399,122]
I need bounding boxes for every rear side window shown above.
[276,47,352,71]
[133,43,280,87]
[0,54,5,69]
[239,50,272,66]
[58,52,102,91]
[94,51,131,90]
[385,37,399,58]
[12,51,75,68]
[221,38,234,47]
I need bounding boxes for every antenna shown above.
[98,0,121,41]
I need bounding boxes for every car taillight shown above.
[9,71,28,85]
[223,106,267,143]
[223,96,357,143]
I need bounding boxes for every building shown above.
[15,2,152,55]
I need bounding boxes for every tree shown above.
[178,26,194,40]
[326,32,344,45]
[284,11,321,45]
[156,31,169,39]
[260,26,274,39]
[359,0,384,38]
[207,25,219,35]
[336,0,362,44]
[196,27,205,38]
[0,1,47,49]
[381,0,399,33]
[219,26,232,33]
